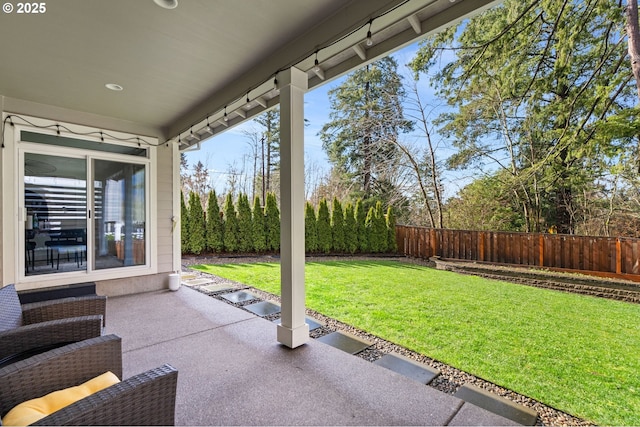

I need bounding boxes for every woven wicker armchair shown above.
[0,334,178,426]
[0,284,106,367]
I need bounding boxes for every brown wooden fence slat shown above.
[395,225,640,280]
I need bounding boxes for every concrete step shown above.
[374,353,440,385]
[316,331,372,355]
[454,384,538,425]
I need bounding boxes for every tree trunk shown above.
[363,72,372,195]
[627,0,640,171]
[266,122,272,192]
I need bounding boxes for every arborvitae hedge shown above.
[364,206,377,252]
[237,193,254,253]
[344,202,357,254]
[331,197,345,253]
[305,202,318,253]
[317,198,332,253]
[386,206,397,252]
[252,195,267,253]
[355,198,368,253]
[265,192,280,251]
[180,190,397,256]
[180,191,190,251]
[206,190,224,253]
[187,192,206,254]
[374,201,388,253]
[223,193,239,252]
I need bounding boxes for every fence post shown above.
[616,238,622,274]
[430,228,436,258]
[539,234,544,267]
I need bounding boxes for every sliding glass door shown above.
[93,159,146,270]
[24,153,87,275]
[22,147,148,277]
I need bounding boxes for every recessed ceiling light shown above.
[153,0,178,9]
[105,83,124,91]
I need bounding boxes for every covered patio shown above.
[0,1,528,424]
[105,284,518,425]
[1,0,500,348]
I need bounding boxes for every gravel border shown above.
[181,255,595,426]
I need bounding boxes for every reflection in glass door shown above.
[24,153,87,276]
[93,159,146,270]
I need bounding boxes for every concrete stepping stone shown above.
[202,283,234,293]
[373,353,440,385]
[245,301,281,317]
[316,331,372,354]
[454,384,538,426]
[273,317,324,331]
[220,290,259,303]
[183,278,213,286]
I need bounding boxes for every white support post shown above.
[277,67,309,348]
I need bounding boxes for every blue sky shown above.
[183,41,471,198]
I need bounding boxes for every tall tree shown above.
[319,57,413,204]
[264,192,280,252]
[305,202,318,253]
[386,206,398,253]
[187,191,206,254]
[252,195,267,253]
[331,197,345,253]
[344,202,358,254]
[354,198,368,252]
[223,193,239,252]
[236,193,254,253]
[316,198,332,253]
[190,160,211,204]
[410,0,635,234]
[255,108,280,196]
[626,0,640,171]
[205,190,224,253]
[180,190,189,253]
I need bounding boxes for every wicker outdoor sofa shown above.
[0,334,178,425]
[0,284,106,367]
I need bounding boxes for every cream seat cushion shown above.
[2,371,120,426]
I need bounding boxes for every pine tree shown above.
[223,193,239,252]
[180,190,190,254]
[386,205,398,253]
[305,202,318,253]
[205,190,224,253]
[331,197,345,253]
[187,191,206,254]
[236,193,254,253]
[319,57,413,201]
[264,192,280,252]
[344,202,358,254]
[355,198,368,253]
[317,198,332,254]
[252,195,267,253]
[375,201,388,253]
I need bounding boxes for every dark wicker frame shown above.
[0,334,178,426]
[0,285,106,364]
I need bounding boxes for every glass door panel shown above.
[24,153,87,275]
[93,159,146,269]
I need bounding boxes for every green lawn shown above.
[192,260,640,426]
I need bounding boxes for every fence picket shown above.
[395,225,640,280]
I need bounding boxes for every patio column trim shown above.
[277,66,309,348]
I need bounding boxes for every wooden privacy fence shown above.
[396,225,640,278]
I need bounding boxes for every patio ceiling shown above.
[0,0,499,145]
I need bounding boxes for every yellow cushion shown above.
[2,371,120,426]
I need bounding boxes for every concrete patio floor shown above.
[105,286,519,426]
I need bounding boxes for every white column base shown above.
[277,323,310,348]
